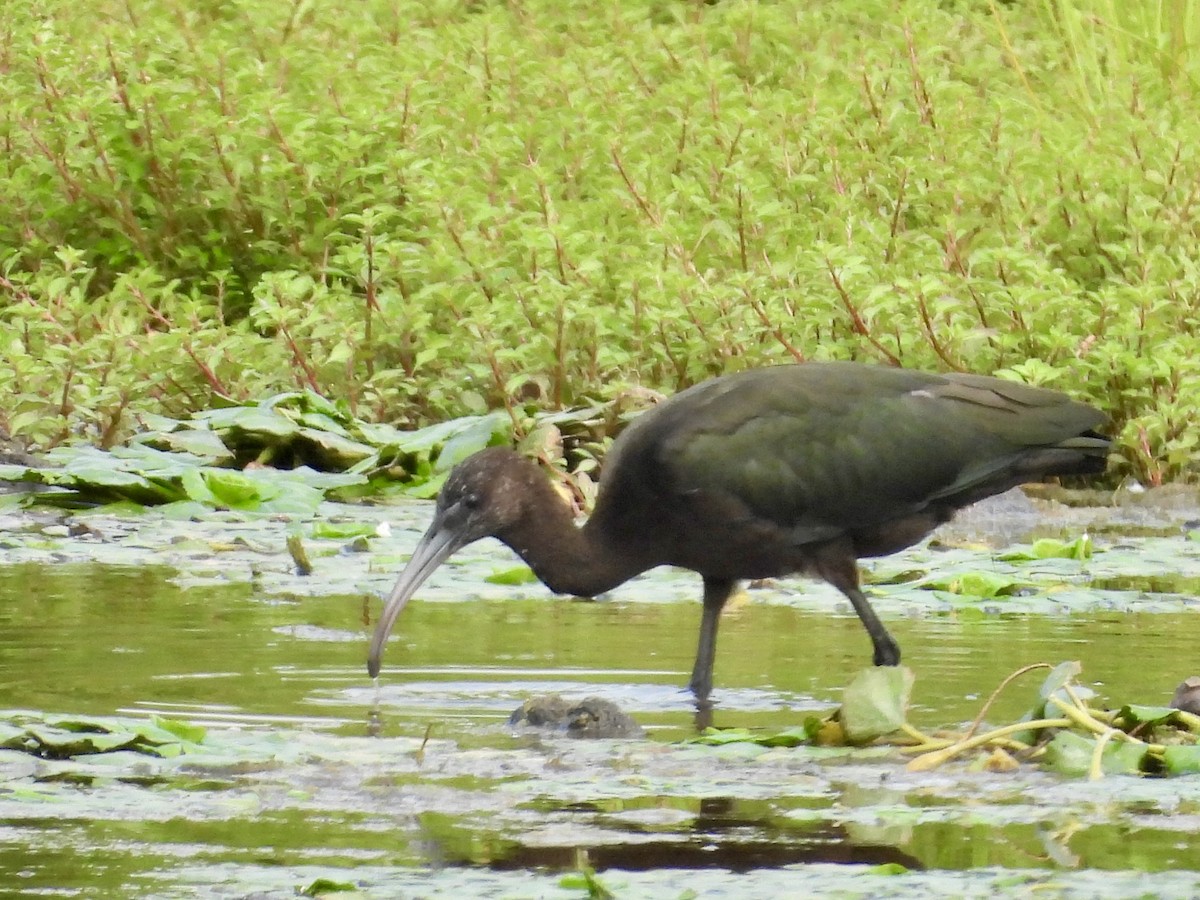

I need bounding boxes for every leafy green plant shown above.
[0,711,206,759]
[686,660,1200,778]
[1024,0,1200,109]
[1,0,1198,484]
[0,391,620,509]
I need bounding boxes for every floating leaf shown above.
[296,428,376,468]
[485,565,538,586]
[841,666,914,743]
[684,723,818,749]
[918,571,1026,597]
[195,406,301,438]
[266,389,348,423]
[203,470,273,509]
[757,726,812,748]
[180,467,217,504]
[25,727,137,757]
[311,522,378,540]
[0,711,206,760]
[300,878,359,896]
[1042,731,1095,777]
[999,535,1093,561]
[1115,705,1182,729]
[688,727,759,746]
[1162,746,1200,775]
[863,568,927,585]
[138,428,233,462]
[1100,741,1150,776]
[1042,730,1147,777]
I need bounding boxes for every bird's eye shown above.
[463,493,481,511]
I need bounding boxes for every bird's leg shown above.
[844,584,901,666]
[688,577,736,706]
[813,548,901,666]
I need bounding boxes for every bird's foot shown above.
[873,640,901,667]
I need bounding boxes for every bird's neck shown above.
[498,482,651,598]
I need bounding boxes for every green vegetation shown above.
[688,660,1200,778]
[2,0,1198,484]
[0,388,610,506]
[0,711,205,759]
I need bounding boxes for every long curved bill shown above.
[367,518,465,678]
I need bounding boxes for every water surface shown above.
[1,499,1199,898]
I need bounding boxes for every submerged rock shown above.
[509,694,644,739]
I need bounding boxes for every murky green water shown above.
[2,498,1200,898]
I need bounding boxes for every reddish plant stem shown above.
[825,259,901,366]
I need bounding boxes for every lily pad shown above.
[485,565,539,586]
[919,570,1028,598]
[1161,746,1200,775]
[999,535,1093,561]
[1043,731,1147,777]
[0,712,206,760]
[841,666,914,743]
[136,427,233,462]
[311,522,379,540]
[1115,705,1183,730]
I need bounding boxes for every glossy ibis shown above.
[368,362,1109,704]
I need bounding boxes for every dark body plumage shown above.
[368,362,1109,705]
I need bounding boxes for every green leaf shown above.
[26,727,137,757]
[138,428,233,462]
[195,406,301,439]
[257,483,325,516]
[0,712,205,760]
[0,723,32,749]
[840,666,914,743]
[1162,746,1200,775]
[435,415,507,472]
[484,565,538,585]
[393,414,505,456]
[296,427,375,467]
[1102,741,1150,775]
[151,717,206,744]
[403,472,448,499]
[1116,705,1182,729]
[918,571,1025,597]
[1039,660,1085,701]
[999,535,1093,561]
[0,464,36,482]
[203,470,272,509]
[687,727,758,746]
[1042,731,1094,776]
[300,878,359,896]
[1042,731,1147,777]
[757,726,812,748]
[180,467,217,504]
[311,521,378,540]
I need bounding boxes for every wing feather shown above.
[608,363,1105,543]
